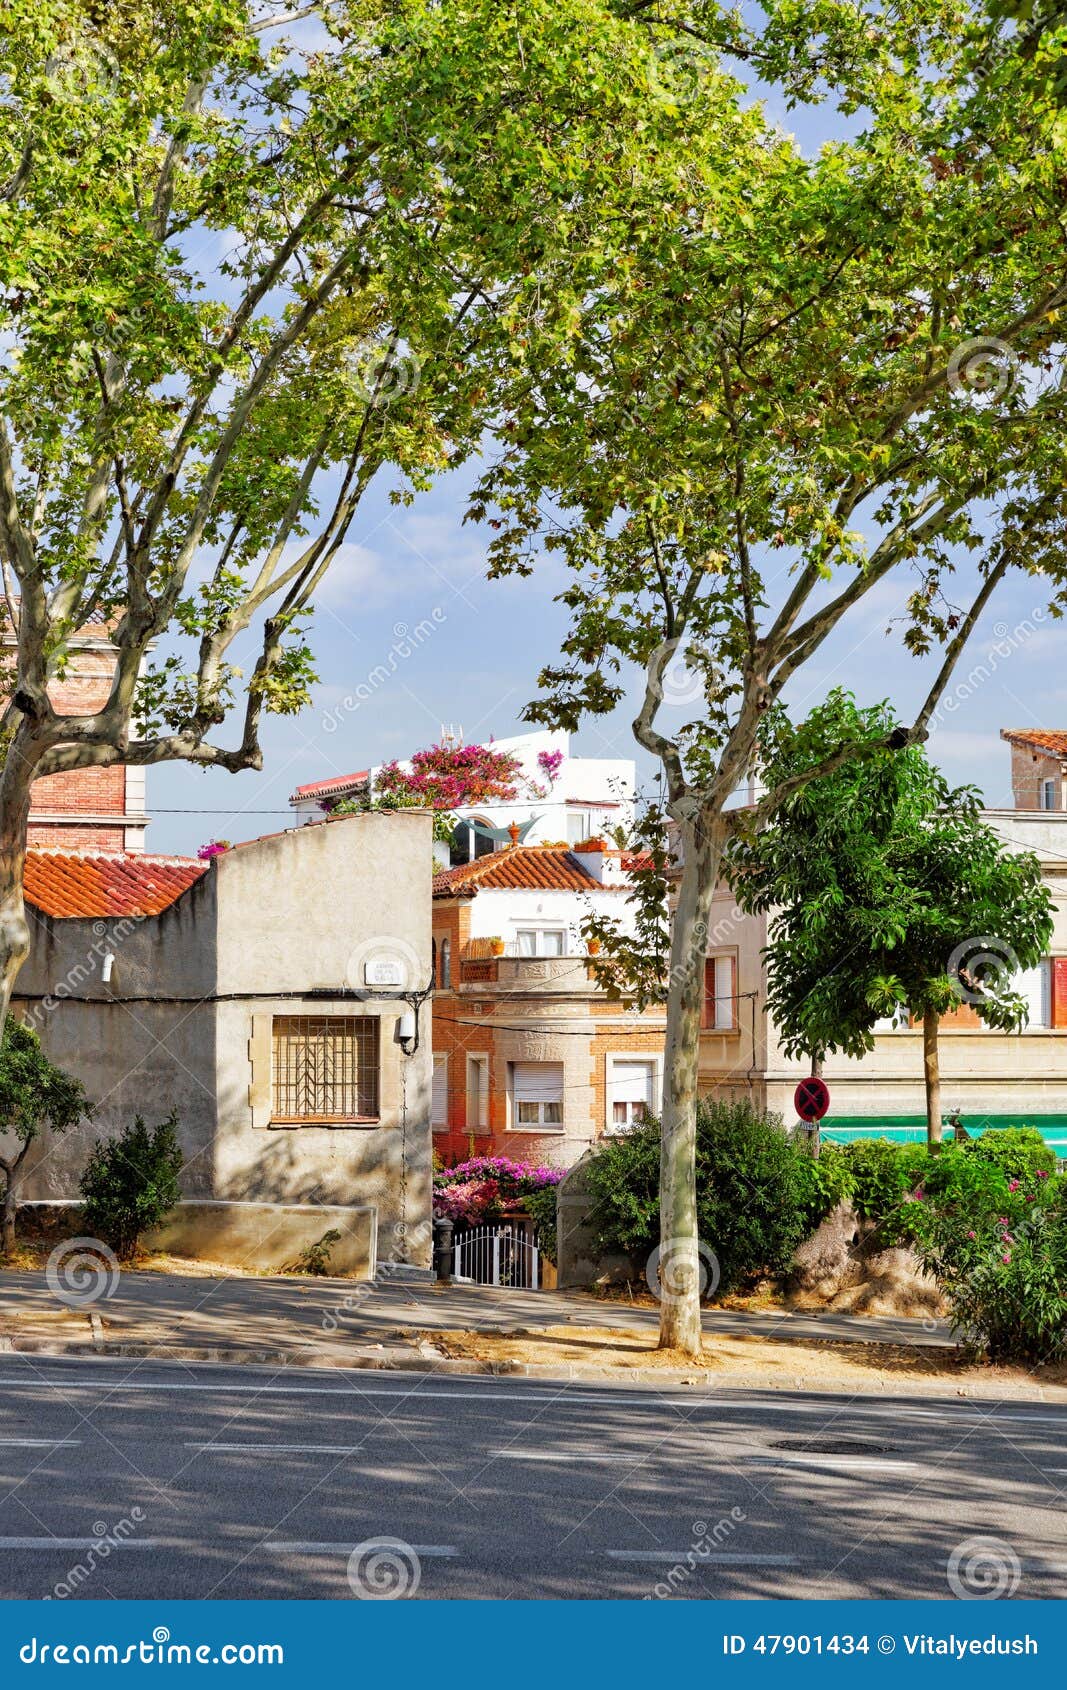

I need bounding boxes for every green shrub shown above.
[79,1114,183,1262]
[793,1143,856,1234]
[521,1185,559,1265]
[965,1126,1056,1181]
[906,1168,1067,1364]
[584,1098,815,1295]
[286,1229,342,1276]
[836,1138,927,1220]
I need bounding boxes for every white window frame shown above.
[511,926,568,958]
[508,1061,565,1132]
[565,809,593,844]
[439,936,451,989]
[1016,959,1051,1029]
[1042,777,1058,811]
[466,1052,489,1130]
[605,1055,660,1134]
[703,952,737,1031]
[431,1053,448,1131]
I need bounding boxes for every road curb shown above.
[0,1332,1062,1402]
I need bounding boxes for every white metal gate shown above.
[453,1223,540,1290]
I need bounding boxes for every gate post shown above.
[433,1216,454,1284]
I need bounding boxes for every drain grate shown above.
[768,1438,897,1456]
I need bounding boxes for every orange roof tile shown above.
[24,851,207,919]
[1001,729,1067,756]
[433,846,617,896]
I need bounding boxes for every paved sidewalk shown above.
[0,1266,952,1371]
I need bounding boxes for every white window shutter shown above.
[512,1062,564,1104]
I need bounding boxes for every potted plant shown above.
[587,936,602,955]
[489,936,506,956]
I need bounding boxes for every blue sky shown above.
[147,452,1061,856]
[146,27,1062,857]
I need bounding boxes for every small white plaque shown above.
[364,958,403,987]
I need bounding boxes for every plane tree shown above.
[472,8,1067,1350]
[0,0,697,1019]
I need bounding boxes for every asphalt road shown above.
[0,1353,1063,1600]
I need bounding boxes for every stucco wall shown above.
[13,880,219,1196]
[210,812,434,1265]
[10,814,434,1267]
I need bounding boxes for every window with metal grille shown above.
[271,1016,380,1123]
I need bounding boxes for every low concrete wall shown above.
[555,1152,633,1289]
[17,1199,378,1279]
[142,1201,378,1278]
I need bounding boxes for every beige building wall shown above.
[10,812,434,1268]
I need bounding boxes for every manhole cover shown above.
[769,1438,896,1456]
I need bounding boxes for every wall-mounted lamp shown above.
[398,1007,418,1054]
[101,951,116,985]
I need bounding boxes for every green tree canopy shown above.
[471,2,1067,1346]
[728,693,1055,1141]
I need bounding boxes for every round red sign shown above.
[794,1076,831,1123]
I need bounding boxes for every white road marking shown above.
[0,1538,156,1550]
[261,1542,457,1557]
[488,1450,642,1463]
[607,1550,796,1565]
[0,1438,81,1448]
[1,1370,1065,1426]
[186,1443,365,1456]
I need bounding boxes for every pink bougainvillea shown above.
[432,1156,564,1224]
[375,742,522,812]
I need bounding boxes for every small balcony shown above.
[459,951,599,994]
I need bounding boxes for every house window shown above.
[439,937,451,988]
[271,1016,379,1123]
[432,1054,449,1131]
[1018,960,1051,1028]
[466,1053,489,1130]
[510,1061,564,1130]
[512,927,567,957]
[702,954,737,1030]
[1041,777,1058,811]
[566,810,593,844]
[607,1058,656,1132]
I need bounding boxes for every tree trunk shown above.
[0,1171,16,1258]
[657,808,724,1356]
[923,1005,942,1146]
[0,773,33,1034]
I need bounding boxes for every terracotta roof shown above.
[433,846,615,896]
[290,770,369,802]
[24,851,207,919]
[1001,729,1067,756]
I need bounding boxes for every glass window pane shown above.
[543,1101,563,1124]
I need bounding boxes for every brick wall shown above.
[430,892,667,1166]
[17,632,138,850]
[1008,741,1063,810]
[27,824,125,852]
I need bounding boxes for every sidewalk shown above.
[0,1265,952,1374]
